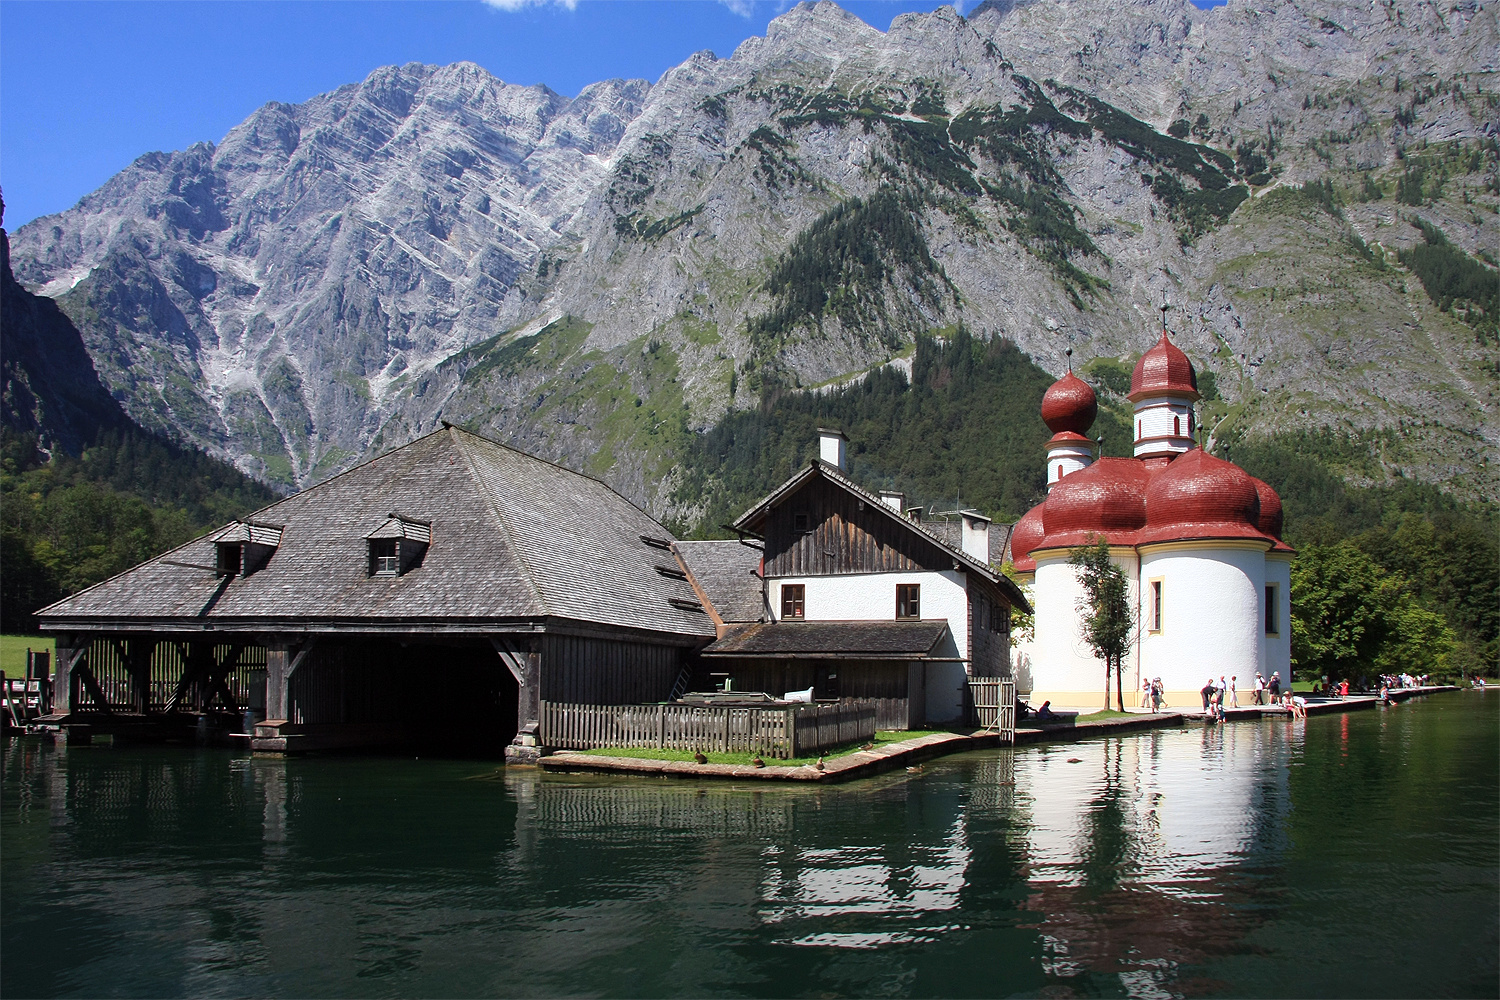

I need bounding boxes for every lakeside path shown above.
[536,686,1460,784]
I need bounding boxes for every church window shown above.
[896,584,921,619]
[1174,415,1181,436]
[1149,579,1164,632]
[781,584,805,619]
[1265,584,1279,635]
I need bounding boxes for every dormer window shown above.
[370,539,400,576]
[216,543,242,577]
[208,521,284,577]
[365,514,431,577]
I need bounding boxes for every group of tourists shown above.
[1142,677,1168,713]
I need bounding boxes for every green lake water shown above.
[3,692,1496,998]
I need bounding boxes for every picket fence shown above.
[540,700,876,759]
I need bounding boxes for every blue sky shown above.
[0,0,1223,230]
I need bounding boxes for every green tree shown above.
[1069,536,1133,710]
[1290,541,1456,683]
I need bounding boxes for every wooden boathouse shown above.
[36,425,717,757]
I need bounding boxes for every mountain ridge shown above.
[9,0,1497,513]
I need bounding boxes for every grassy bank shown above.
[0,634,53,677]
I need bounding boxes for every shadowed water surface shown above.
[4,692,1496,998]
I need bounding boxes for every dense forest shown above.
[672,330,1132,534]
[0,428,281,632]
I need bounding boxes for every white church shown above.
[1010,326,1294,709]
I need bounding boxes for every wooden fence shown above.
[968,678,1017,742]
[540,701,876,759]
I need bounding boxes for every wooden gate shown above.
[968,678,1016,742]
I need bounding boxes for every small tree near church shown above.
[1070,536,1134,712]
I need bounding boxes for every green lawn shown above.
[576,730,950,768]
[1074,709,1135,722]
[0,635,53,678]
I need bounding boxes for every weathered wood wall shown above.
[542,636,681,705]
[763,478,957,577]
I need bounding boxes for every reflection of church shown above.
[1010,325,1294,708]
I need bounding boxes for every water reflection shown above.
[4,697,1496,999]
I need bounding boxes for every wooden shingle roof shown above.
[39,426,715,639]
[700,620,956,659]
[672,540,765,624]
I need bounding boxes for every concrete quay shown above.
[535,687,1460,784]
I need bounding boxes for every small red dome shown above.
[1041,372,1098,435]
[1038,457,1152,550]
[1249,476,1283,538]
[1010,502,1046,573]
[1140,449,1270,544]
[1130,332,1199,402]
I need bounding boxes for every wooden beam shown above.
[72,660,114,715]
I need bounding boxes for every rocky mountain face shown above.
[9,0,1498,513]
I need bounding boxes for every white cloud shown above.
[481,0,578,12]
[717,0,757,16]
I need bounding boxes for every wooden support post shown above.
[52,639,87,716]
[264,642,312,723]
[492,637,540,754]
[124,638,157,714]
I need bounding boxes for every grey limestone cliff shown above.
[10,0,1498,507]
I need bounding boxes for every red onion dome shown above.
[1249,476,1283,538]
[1041,372,1098,435]
[1037,457,1152,550]
[1139,448,1270,544]
[1009,502,1046,573]
[1129,332,1199,402]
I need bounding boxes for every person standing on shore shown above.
[1269,673,1282,701]
[1230,676,1239,708]
[1254,673,1265,705]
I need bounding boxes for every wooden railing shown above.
[540,701,876,759]
[968,678,1017,742]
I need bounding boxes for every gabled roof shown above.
[701,620,956,659]
[39,426,715,639]
[672,540,765,624]
[732,460,1031,612]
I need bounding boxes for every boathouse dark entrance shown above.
[51,633,522,754]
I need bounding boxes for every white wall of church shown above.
[1138,545,1265,701]
[1262,555,1292,689]
[1028,548,1140,706]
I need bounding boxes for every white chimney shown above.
[817,427,848,471]
[960,510,991,565]
[907,507,923,523]
[879,490,905,513]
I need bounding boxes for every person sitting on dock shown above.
[1035,700,1057,722]
[1291,694,1308,719]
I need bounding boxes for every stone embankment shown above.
[535,687,1459,783]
